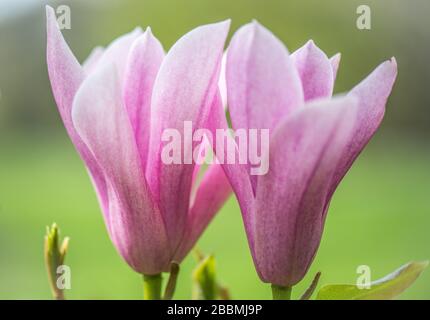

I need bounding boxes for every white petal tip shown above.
[251,19,260,26]
[132,26,143,35]
[46,5,56,21]
[307,39,316,46]
[248,19,266,34]
[332,52,341,59]
[379,57,398,75]
[45,5,54,13]
[145,26,152,34]
[218,19,231,29]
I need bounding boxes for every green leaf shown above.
[316,261,428,300]
[192,255,217,300]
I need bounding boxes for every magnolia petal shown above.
[46,6,109,216]
[83,46,104,75]
[328,58,398,201]
[46,5,84,133]
[72,64,170,274]
[174,163,231,262]
[123,28,165,171]
[291,40,334,101]
[190,135,212,200]
[226,21,304,192]
[205,93,260,272]
[330,53,341,83]
[227,21,304,132]
[254,96,358,286]
[95,27,142,85]
[147,20,230,250]
[219,51,228,109]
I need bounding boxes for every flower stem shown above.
[143,273,162,300]
[163,263,180,300]
[300,272,321,300]
[271,284,292,300]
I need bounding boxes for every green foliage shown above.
[44,223,69,300]
[192,255,217,300]
[316,261,428,300]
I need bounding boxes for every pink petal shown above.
[95,27,142,85]
[226,21,303,132]
[330,53,341,83]
[205,93,258,268]
[254,96,358,286]
[329,58,398,199]
[123,28,165,172]
[219,51,228,109]
[226,21,304,192]
[83,46,104,74]
[146,20,230,250]
[72,64,170,274]
[46,6,109,216]
[174,163,231,261]
[46,5,83,132]
[291,40,334,101]
[190,135,212,196]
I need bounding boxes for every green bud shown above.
[192,255,217,300]
[44,223,69,300]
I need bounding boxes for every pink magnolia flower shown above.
[209,21,397,287]
[46,6,231,275]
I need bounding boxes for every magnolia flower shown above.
[209,21,397,288]
[46,6,231,275]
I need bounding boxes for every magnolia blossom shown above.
[46,6,231,275]
[208,21,397,287]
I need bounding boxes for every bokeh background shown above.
[0,0,429,299]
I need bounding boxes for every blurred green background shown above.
[0,0,429,299]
